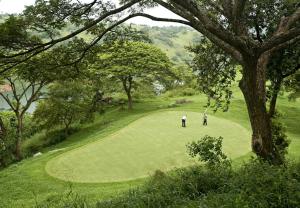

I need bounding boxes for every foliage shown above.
[271,119,290,161]
[286,71,300,101]
[0,15,40,54]
[188,38,236,112]
[199,160,300,208]
[163,87,198,97]
[103,25,152,44]
[165,65,198,90]
[93,159,300,208]
[92,41,172,109]
[187,135,229,167]
[0,111,37,167]
[21,127,79,157]
[0,112,16,168]
[266,41,300,116]
[33,80,94,136]
[34,189,90,208]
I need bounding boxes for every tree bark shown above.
[15,114,23,161]
[121,77,133,110]
[269,78,282,118]
[0,116,6,167]
[64,117,72,138]
[0,116,6,138]
[64,125,69,137]
[126,90,133,110]
[239,54,281,163]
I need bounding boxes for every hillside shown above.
[0,13,200,64]
[139,25,201,63]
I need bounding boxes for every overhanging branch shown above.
[1,0,142,59]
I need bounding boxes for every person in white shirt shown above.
[182,115,187,127]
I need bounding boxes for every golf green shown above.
[46,111,251,183]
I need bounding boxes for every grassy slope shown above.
[0,91,299,207]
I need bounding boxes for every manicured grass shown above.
[0,93,299,207]
[46,111,251,183]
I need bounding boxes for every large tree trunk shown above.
[269,78,282,118]
[15,114,23,161]
[239,54,281,164]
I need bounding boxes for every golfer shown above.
[182,115,187,127]
[203,113,208,126]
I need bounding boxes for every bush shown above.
[97,165,233,208]
[175,99,193,105]
[181,88,197,96]
[167,103,178,108]
[33,158,300,208]
[0,111,39,168]
[94,135,300,208]
[187,135,229,167]
[35,189,90,208]
[198,160,300,208]
[271,119,290,161]
[94,158,300,208]
[21,127,79,157]
[164,87,198,97]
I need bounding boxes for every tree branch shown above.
[0,92,15,112]
[1,0,142,60]
[168,0,255,54]
[21,81,45,116]
[261,29,300,54]
[154,0,243,63]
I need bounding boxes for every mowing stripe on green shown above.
[46,111,251,183]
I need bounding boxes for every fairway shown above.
[46,111,251,183]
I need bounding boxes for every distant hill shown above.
[139,25,201,64]
[0,13,200,64]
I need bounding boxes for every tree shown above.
[33,81,94,137]
[267,42,300,117]
[94,41,172,109]
[1,0,299,163]
[188,38,237,112]
[0,72,47,160]
[0,40,88,160]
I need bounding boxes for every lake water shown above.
[0,93,37,114]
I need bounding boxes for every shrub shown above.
[35,190,90,208]
[187,135,229,167]
[181,88,197,96]
[95,159,300,208]
[0,111,38,168]
[164,87,198,97]
[21,127,79,157]
[167,103,178,108]
[95,134,300,208]
[271,119,290,161]
[198,160,300,208]
[175,99,193,105]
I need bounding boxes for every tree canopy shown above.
[93,41,172,109]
